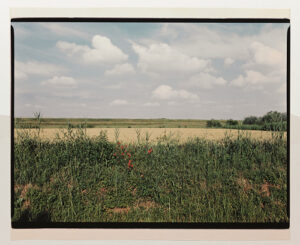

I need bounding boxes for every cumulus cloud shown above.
[143,102,160,107]
[230,70,283,90]
[167,101,180,106]
[15,60,65,80]
[15,70,27,80]
[277,83,286,94]
[41,76,77,88]
[159,23,288,64]
[57,35,128,64]
[39,23,89,39]
[224,57,234,66]
[245,41,285,70]
[131,42,211,74]
[110,99,129,106]
[230,42,285,91]
[161,24,250,60]
[105,84,122,90]
[105,63,135,76]
[152,85,198,101]
[188,72,227,90]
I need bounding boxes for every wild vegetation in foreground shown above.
[13,127,288,223]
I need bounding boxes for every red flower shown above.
[148,148,153,154]
[113,153,117,157]
[121,152,125,156]
[127,153,131,158]
[117,141,121,145]
[128,160,133,169]
[121,145,124,150]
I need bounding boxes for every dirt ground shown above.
[14,128,285,143]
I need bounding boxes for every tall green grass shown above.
[13,128,288,223]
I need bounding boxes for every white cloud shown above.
[39,23,89,39]
[152,85,198,101]
[245,41,285,70]
[159,23,179,39]
[105,63,135,76]
[188,72,227,90]
[15,60,65,80]
[41,76,77,88]
[14,25,30,38]
[24,103,44,109]
[110,99,129,106]
[230,70,282,90]
[61,103,87,107]
[57,35,128,64]
[163,24,250,60]
[167,101,180,106]
[51,90,90,99]
[277,83,286,94]
[160,23,288,62]
[224,58,234,66]
[106,84,122,90]
[143,102,160,107]
[131,42,211,74]
[230,42,286,91]
[15,70,27,80]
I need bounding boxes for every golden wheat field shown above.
[14,128,285,143]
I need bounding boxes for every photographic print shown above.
[11,19,289,228]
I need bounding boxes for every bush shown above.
[261,111,284,124]
[207,119,222,128]
[226,119,238,126]
[243,116,258,125]
[281,112,287,121]
[262,122,287,131]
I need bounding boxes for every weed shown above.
[13,128,288,223]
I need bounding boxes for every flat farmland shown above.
[13,118,288,224]
[14,118,209,129]
[14,127,282,143]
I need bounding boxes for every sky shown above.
[12,22,289,119]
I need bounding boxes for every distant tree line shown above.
[206,111,287,131]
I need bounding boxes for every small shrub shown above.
[226,119,239,126]
[207,119,222,128]
[243,116,258,125]
[261,111,284,124]
[262,122,287,131]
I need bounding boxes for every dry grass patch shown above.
[22,200,31,210]
[109,207,131,214]
[15,128,282,143]
[260,182,280,197]
[19,183,39,199]
[107,199,159,215]
[237,176,253,192]
[135,200,158,210]
[199,181,207,190]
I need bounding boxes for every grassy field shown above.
[14,118,215,129]
[14,127,285,143]
[12,127,288,223]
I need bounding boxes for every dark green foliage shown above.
[243,116,259,125]
[226,119,239,126]
[261,111,285,124]
[238,111,287,132]
[262,122,287,131]
[13,129,288,223]
[206,119,222,128]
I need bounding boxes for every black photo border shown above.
[11,17,290,229]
